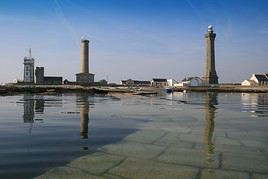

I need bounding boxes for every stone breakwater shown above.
[0,85,100,94]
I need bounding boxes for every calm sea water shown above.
[0,92,267,178]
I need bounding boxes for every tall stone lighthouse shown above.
[81,39,89,73]
[204,25,218,84]
[76,38,95,84]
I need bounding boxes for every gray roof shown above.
[152,78,167,82]
[182,77,202,82]
[255,74,268,82]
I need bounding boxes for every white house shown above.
[241,80,256,86]
[176,77,203,87]
[167,79,179,87]
[242,74,268,86]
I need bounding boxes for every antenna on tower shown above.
[29,48,32,58]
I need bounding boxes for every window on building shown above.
[26,72,29,76]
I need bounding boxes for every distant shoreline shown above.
[173,86,268,93]
[0,84,268,96]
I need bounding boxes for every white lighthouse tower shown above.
[23,48,35,84]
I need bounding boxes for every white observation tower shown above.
[23,48,35,84]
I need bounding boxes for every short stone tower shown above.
[35,67,44,85]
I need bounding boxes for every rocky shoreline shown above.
[0,84,267,96]
[0,85,160,96]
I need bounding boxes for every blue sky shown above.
[0,0,268,83]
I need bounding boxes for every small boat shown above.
[164,87,173,93]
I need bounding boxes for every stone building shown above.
[121,79,151,86]
[35,67,44,85]
[76,73,94,83]
[151,78,168,87]
[35,67,62,85]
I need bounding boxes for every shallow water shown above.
[0,92,268,178]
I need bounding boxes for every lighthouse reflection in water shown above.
[77,93,90,140]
